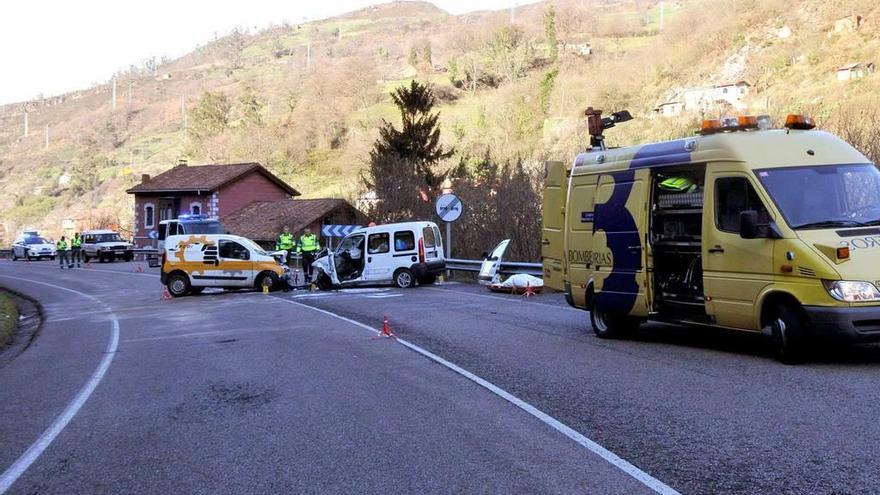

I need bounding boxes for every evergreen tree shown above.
[363,80,453,221]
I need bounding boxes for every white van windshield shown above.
[757,164,880,230]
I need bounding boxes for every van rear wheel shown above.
[589,299,639,338]
[394,268,415,289]
[167,274,191,297]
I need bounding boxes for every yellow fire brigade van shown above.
[161,234,289,297]
[543,111,880,362]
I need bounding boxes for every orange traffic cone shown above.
[161,287,172,301]
[134,265,144,273]
[522,282,536,298]
[374,316,397,339]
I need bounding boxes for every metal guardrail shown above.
[0,248,10,259]
[446,258,543,277]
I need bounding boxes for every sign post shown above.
[434,193,462,260]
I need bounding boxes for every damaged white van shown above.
[311,221,446,289]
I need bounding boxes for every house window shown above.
[190,202,202,215]
[144,203,155,229]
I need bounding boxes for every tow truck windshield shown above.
[757,164,880,230]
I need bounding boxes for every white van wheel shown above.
[394,269,415,289]
[167,274,191,297]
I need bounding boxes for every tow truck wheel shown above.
[769,302,812,364]
[167,274,191,297]
[394,268,415,289]
[589,299,638,339]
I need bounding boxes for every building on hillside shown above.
[833,15,864,34]
[126,162,300,247]
[836,62,875,82]
[655,81,751,117]
[222,198,365,249]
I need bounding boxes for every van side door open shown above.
[703,169,775,329]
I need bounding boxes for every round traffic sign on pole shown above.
[435,193,463,223]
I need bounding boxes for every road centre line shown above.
[273,296,680,495]
[0,276,120,495]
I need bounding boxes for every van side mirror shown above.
[740,210,759,239]
[481,251,489,260]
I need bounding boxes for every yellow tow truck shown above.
[542,110,880,362]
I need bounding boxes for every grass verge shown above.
[0,292,18,347]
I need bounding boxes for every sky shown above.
[0,0,536,105]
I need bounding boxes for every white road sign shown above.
[435,194,462,223]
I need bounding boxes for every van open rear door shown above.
[542,161,568,291]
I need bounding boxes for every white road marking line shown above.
[0,276,120,494]
[423,286,581,311]
[274,297,679,495]
[364,294,404,299]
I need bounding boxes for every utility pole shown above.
[112,78,117,110]
[306,40,311,72]
[44,124,49,150]
[180,95,187,131]
[127,81,133,112]
[23,111,28,137]
[510,2,515,23]
[659,1,665,32]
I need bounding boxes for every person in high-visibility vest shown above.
[70,232,83,268]
[276,226,296,265]
[659,176,698,193]
[56,236,70,269]
[298,228,321,280]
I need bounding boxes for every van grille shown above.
[797,267,816,277]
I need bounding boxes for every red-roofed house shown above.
[127,162,299,246]
[127,162,363,248]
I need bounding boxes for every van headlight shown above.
[822,280,880,302]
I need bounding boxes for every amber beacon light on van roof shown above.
[698,114,816,135]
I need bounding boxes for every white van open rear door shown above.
[478,239,510,284]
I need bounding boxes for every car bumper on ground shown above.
[804,305,880,343]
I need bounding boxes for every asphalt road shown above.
[2,259,880,494]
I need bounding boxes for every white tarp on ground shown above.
[490,273,544,290]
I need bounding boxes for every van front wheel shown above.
[589,299,638,338]
[769,302,812,364]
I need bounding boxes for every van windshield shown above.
[756,164,880,230]
[183,221,224,235]
[94,233,124,243]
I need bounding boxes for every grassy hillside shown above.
[1,0,879,242]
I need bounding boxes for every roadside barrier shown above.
[373,315,397,339]
[445,258,542,277]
